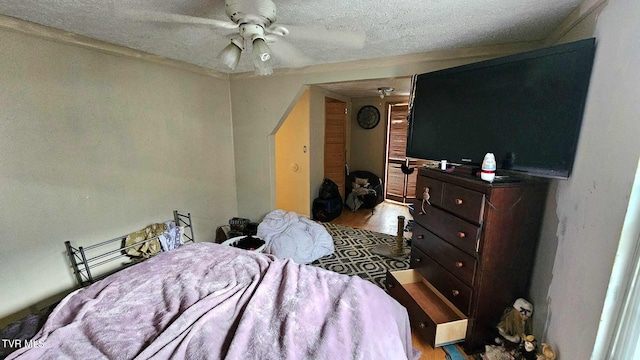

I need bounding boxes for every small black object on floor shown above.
[231,236,265,251]
[312,178,343,222]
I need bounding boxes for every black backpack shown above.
[319,178,340,200]
[312,197,343,222]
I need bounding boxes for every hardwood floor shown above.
[330,200,474,360]
[331,200,413,236]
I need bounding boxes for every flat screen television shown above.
[407,38,596,179]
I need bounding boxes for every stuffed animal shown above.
[520,335,537,360]
[536,343,556,360]
[496,298,533,350]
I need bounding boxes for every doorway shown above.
[384,102,426,203]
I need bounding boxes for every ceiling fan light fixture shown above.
[252,38,273,75]
[378,87,395,99]
[218,38,244,70]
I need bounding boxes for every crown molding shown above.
[544,0,607,45]
[0,14,228,79]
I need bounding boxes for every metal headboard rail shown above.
[65,210,194,287]
[174,210,195,243]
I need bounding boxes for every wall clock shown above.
[357,105,380,129]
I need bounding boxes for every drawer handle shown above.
[452,290,460,297]
[417,234,424,239]
[414,257,422,263]
[419,322,428,329]
[458,232,466,238]
[455,198,463,205]
[418,211,425,215]
[455,261,464,268]
[388,283,395,289]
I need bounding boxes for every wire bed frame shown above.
[64,210,194,287]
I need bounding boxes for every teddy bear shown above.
[520,335,538,360]
[536,343,556,360]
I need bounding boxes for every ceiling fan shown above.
[125,0,366,75]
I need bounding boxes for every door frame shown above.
[384,101,410,203]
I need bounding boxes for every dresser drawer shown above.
[441,183,485,224]
[413,202,480,256]
[416,175,444,207]
[412,224,477,286]
[411,246,473,315]
[386,269,468,348]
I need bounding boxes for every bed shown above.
[6,213,420,360]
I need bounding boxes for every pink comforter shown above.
[9,243,419,360]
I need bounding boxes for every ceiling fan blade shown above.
[276,24,366,49]
[124,9,239,30]
[267,38,314,68]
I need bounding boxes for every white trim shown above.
[591,158,640,359]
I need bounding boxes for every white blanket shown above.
[257,209,334,264]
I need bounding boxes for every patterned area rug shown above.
[311,223,411,289]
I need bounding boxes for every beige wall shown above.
[275,89,310,216]
[350,95,409,179]
[528,2,605,347]
[529,0,640,357]
[0,29,236,323]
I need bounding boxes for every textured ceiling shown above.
[0,0,585,96]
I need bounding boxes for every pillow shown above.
[355,177,370,187]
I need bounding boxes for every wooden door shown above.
[324,98,347,200]
[384,103,428,203]
[385,103,409,202]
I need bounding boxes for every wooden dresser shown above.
[387,167,548,353]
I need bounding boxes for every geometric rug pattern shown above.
[311,223,411,289]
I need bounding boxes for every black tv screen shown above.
[407,38,596,179]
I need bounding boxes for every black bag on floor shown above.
[319,178,340,200]
[312,197,343,222]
